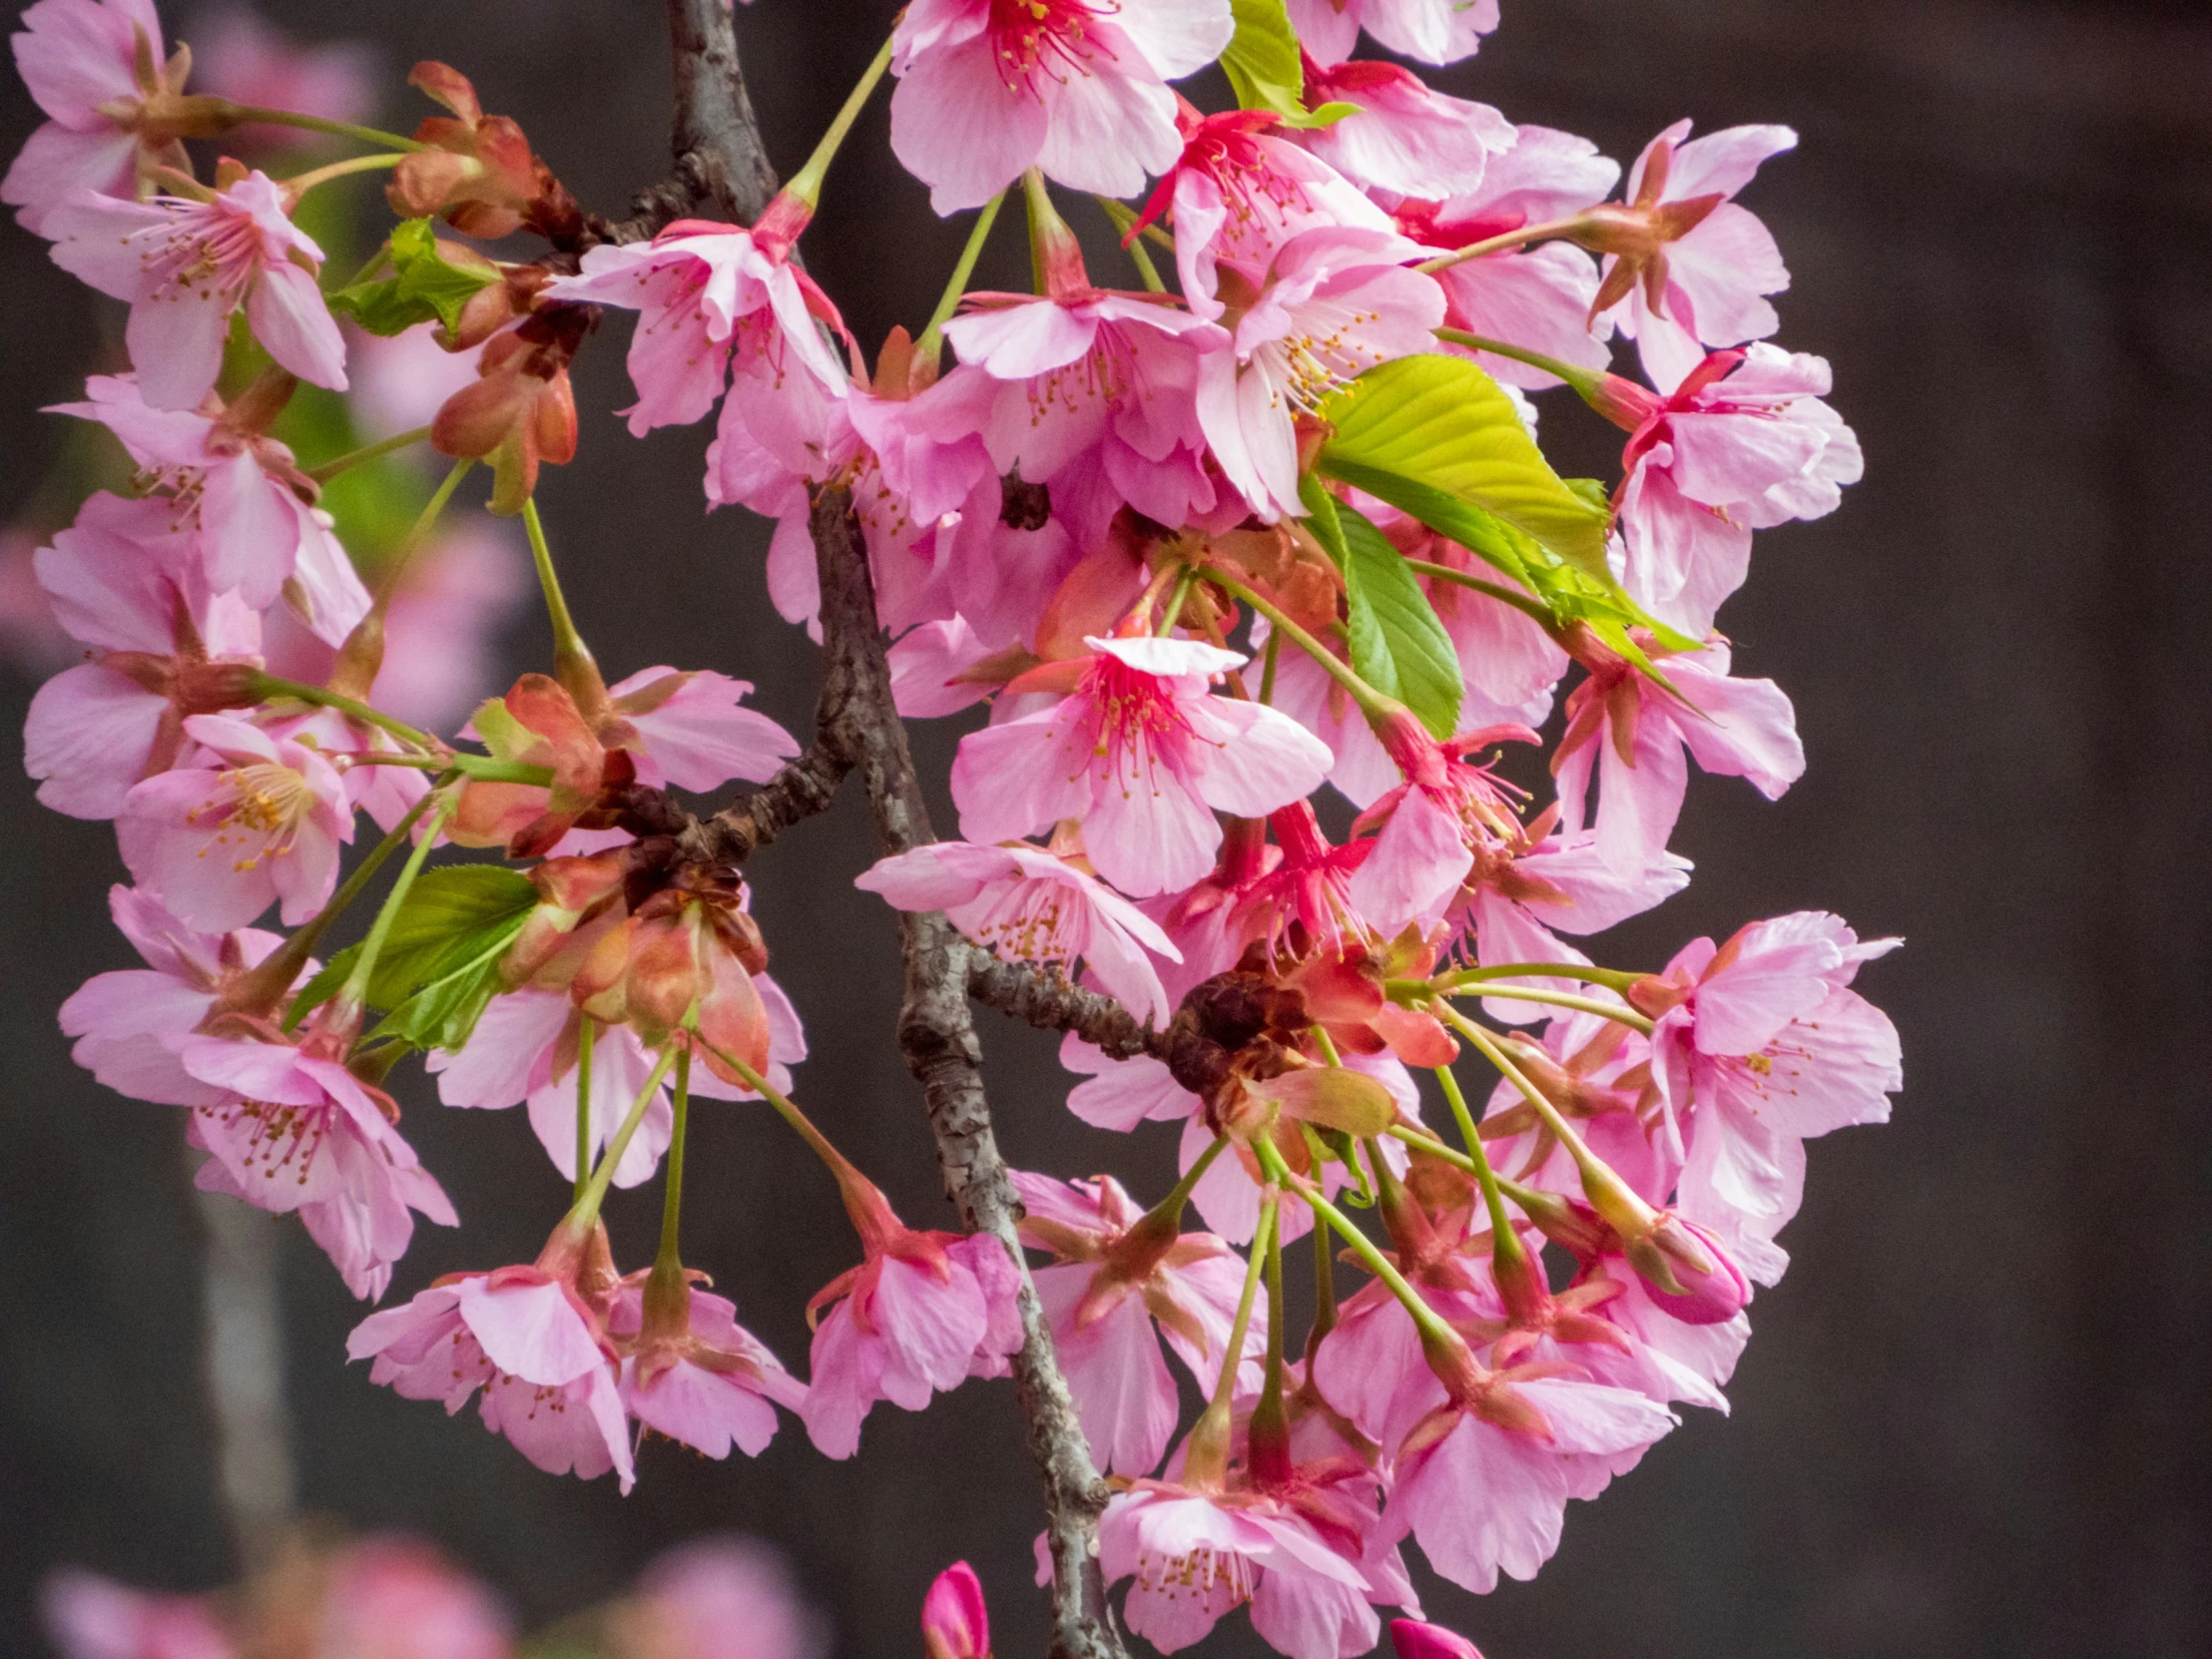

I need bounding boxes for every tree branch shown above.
[805,487,1127,1659]
[662,0,781,224]
[966,954,1167,1062]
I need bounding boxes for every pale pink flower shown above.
[1288,0,1498,66]
[58,884,287,1108]
[181,1026,456,1300]
[941,286,1222,549]
[23,490,263,819]
[1097,1478,1387,1659]
[1642,912,1903,1284]
[117,711,352,929]
[347,1232,636,1491]
[887,0,1234,214]
[190,8,380,148]
[611,1282,807,1460]
[51,374,371,637]
[1601,121,1797,386]
[1552,639,1804,873]
[1137,108,1395,322]
[2,0,183,236]
[47,170,346,409]
[921,1562,988,1659]
[1011,1170,1261,1476]
[951,635,1332,897]
[1609,344,1864,634]
[1296,58,1512,200]
[613,1539,828,1659]
[428,984,807,1188]
[0,524,75,674]
[602,666,801,792]
[316,1538,513,1659]
[857,840,1180,1025]
[1382,1373,1675,1594]
[41,1568,231,1659]
[1569,1256,1749,1411]
[1196,226,1444,521]
[801,1216,1024,1459]
[1394,125,1619,391]
[541,218,847,457]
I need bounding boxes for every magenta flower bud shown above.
[920,1562,990,1659]
[1391,1618,1485,1659]
[1633,1215,1751,1326]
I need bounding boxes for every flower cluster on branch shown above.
[9,1,1900,1655]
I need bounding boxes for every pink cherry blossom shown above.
[601,667,801,792]
[1286,0,1499,67]
[920,1562,989,1659]
[801,1218,1025,1458]
[41,1568,231,1659]
[1600,121,1797,386]
[181,1025,456,1300]
[1296,58,1512,200]
[1609,344,1865,634]
[347,1229,636,1491]
[1641,912,1903,1284]
[50,374,371,637]
[1097,1477,1388,1659]
[47,170,346,409]
[191,8,380,149]
[315,1538,514,1659]
[59,884,287,1108]
[886,0,1234,214]
[1011,1170,1261,1476]
[117,711,352,929]
[952,635,1331,897]
[1382,1373,1676,1594]
[2,0,183,236]
[857,840,1180,1025]
[23,490,263,819]
[1196,226,1444,521]
[1393,125,1619,391]
[615,1539,828,1659]
[611,1281,807,1459]
[429,985,807,1188]
[1389,1619,1483,1659]
[1136,108,1394,322]
[541,218,847,451]
[1552,639,1804,874]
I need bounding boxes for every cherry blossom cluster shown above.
[44,1529,827,1659]
[12,0,1899,1654]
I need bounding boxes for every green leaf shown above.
[287,865,539,1050]
[1221,0,1357,128]
[1337,503,1462,739]
[1317,354,1612,579]
[327,218,499,337]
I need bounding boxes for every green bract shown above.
[1221,0,1357,128]
[327,218,500,337]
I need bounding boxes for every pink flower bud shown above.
[1633,1215,1751,1326]
[1391,1617,1485,1659]
[920,1562,990,1659]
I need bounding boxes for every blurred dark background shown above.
[3,0,2209,1655]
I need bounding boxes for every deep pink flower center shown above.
[1082,656,1197,791]
[141,198,271,307]
[988,0,1118,94]
[191,761,315,868]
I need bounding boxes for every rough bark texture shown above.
[621,18,1127,1644]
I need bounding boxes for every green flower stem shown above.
[1184,1187,1277,1490]
[1157,567,1197,637]
[706,1045,858,1188]
[262,782,447,1023]
[1306,1202,1339,1356]
[917,190,1006,363]
[655,1048,692,1272]
[1132,1133,1228,1237]
[1438,981,1653,1033]
[1432,325,1603,396]
[247,674,436,753]
[1415,214,1594,276]
[782,33,894,208]
[1254,1137,1458,1351]
[305,425,432,486]
[343,753,554,786]
[1433,1000,1615,1194]
[1248,1199,1291,1476]
[1094,195,1176,255]
[520,498,605,713]
[1431,961,1646,995]
[1309,1023,1345,1068]
[283,151,405,197]
[572,1018,595,1206]
[1259,627,1282,706]
[1093,198,1167,292]
[331,790,456,1024]
[1432,1064,1521,1255]
[1398,557,1554,625]
[214,102,427,153]
[1197,564,1403,726]
[572,1044,681,1226]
